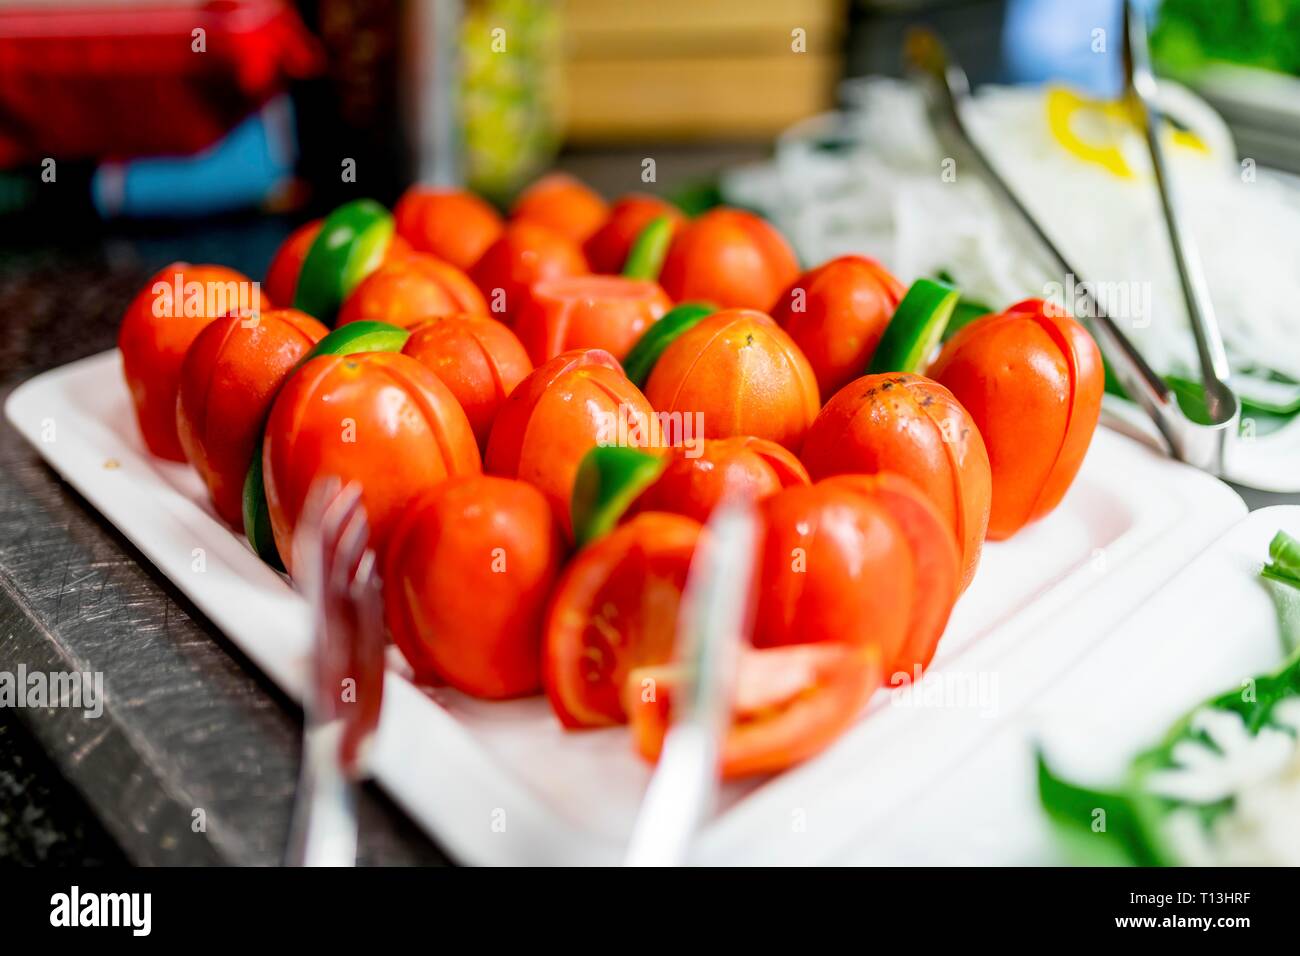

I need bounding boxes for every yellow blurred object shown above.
[462,0,563,201]
[1045,86,1209,179]
[561,0,847,141]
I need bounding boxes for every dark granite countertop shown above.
[0,215,448,865]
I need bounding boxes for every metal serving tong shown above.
[623,500,758,867]
[287,478,386,867]
[904,3,1239,475]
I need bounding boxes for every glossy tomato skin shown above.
[264,220,410,308]
[753,481,915,668]
[383,475,564,698]
[486,348,656,537]
[633,436,810,522]
[393,186,504,272]
[336,253,486,329]
[801,373,991,591]
[402,315,533,451]
[644,308,820,451]
[264,220,321,306]
[513,275,672,365]
[627,643,882,779]
[929,298,1104,540]
[770,255,905,401]
[119,263,268,461]
[583,194,684,274]
[469,221,589,323]
[176,309,328,529]
[820,473,960,678]
[262,352,480,574]
[659,208,800,312]
[543,512,702,728]
[510,172,609,245]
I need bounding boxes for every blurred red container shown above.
[0,0,321,167]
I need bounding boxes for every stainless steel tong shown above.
[287,479,386,867]
[623,500,758,867]
[904,3,1239,474]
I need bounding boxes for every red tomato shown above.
[770,255,905,401]
[469,221,589,323]
[819,473,961,677]
[119,263,268,461]
[626,643,883,778]
[394,186,504,272]
[486,348,656,537]
[659,207,800,312]
[643,308,820,451]
[801,373,991,591]
[336,253,487,329]
[383,475,564,698]
[753,481,915,667]
[402,314,533,451]
[543,512,702,727]
[264,220,410,308]
[513,275,672,365]
[929,298,1104,539]
[176,308,328,528]
[510,172,609,245]
[583,193,684,274]
[632,436,810,522]
[262,352,480,574]
[264,220,321,306]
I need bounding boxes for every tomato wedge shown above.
[543,512,702,728]
[626,643,883,779]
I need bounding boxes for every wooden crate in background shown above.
[561,0,847,141]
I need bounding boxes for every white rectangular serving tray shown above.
[6,350,1250,865]
[850,505,1300,865]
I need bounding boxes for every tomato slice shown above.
[626,643,882,779]
[542,513,702,728]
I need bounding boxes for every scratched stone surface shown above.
[0,219,445,865]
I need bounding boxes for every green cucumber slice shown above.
[622,214,674,281]
[306,320,411,360]
[242,319,409,569]
[340,217,394,296]
[571,446,667,548]
[869,278,960,375]
[293,199,393,323]
[621,301,716,388]
[243,453,283,570]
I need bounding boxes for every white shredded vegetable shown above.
[1151,699,1300,866]
[723,77,1300,382]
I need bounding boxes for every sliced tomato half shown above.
[543,512,703,728]
[625,643,883,779]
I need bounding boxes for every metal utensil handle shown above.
[904,29,1237,473]
[287,723,359,867]
[286,479,383,867]
[1123,0,1235,421]
[623,501,757,866]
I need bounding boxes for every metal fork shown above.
[904,24,1239,475]
[286,478,386,867]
